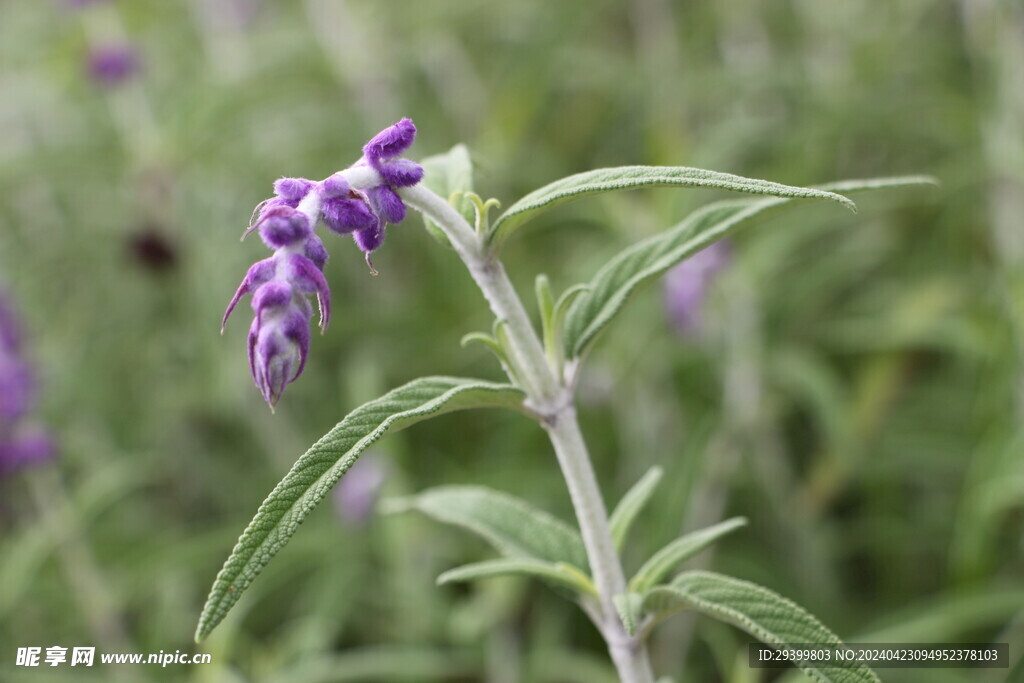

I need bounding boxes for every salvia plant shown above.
[199,118,934,682]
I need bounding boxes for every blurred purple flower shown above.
[332,458,387,526]
[224,119,423,408]
[0,288,55,477]
[662,241,732,335]
[87,44,139,87]
[0,430,56,478]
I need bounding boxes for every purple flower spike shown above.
[87,44,139,87]
[0,286,56,477]
[226,188,332,407]
[226,118,424,408]
[663,241,732,335]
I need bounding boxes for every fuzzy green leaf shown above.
[388,485,589,571]
[487,166,858,248]
[563,176,936,359]
[644,571,880,683]
[629,517,747,594]
[614,592,644,637]
[195,377,525,642]
[437,558,597,596]
[609,466,664,551]
[419,144,474,247]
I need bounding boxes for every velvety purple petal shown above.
[319,173,350,198]
[353,222,386,253]
[322,196,376,235]
[368,185,406,224]
[258,208,310,249]
[255,337,290,406]
[363,118,417,163]
[304,234,329,270]
[273,177,314,203]
[251,280,292,318]
[247,317,259,379]
[376,159,423,188]
[286,254,331,331]
[281,309,311,379]
[222,258,276,331]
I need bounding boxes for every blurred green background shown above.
[1,0,1022,681]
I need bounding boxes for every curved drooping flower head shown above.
[0,287,56,477]
[224,119,423,408]
[663,241,732,336]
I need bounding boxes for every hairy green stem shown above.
[401,185,559,403]
[545,407,656,683]
[401,183,655,683]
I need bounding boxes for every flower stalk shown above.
[399,182,656,683]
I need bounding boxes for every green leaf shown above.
[195,377,525,643]
[614,592,644,637]
[629,518,747,594]
[487,165,858,248]
[608,466,664,551]
[643,571,879,683]
[563,175,936,359]
[387,484,589,571]
[419,144,474,247]
[437,558,597,596]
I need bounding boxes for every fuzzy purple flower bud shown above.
[87,44,139,87]
[363,119,417,161]
[663,241,732,335]
[0,287,55,477]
